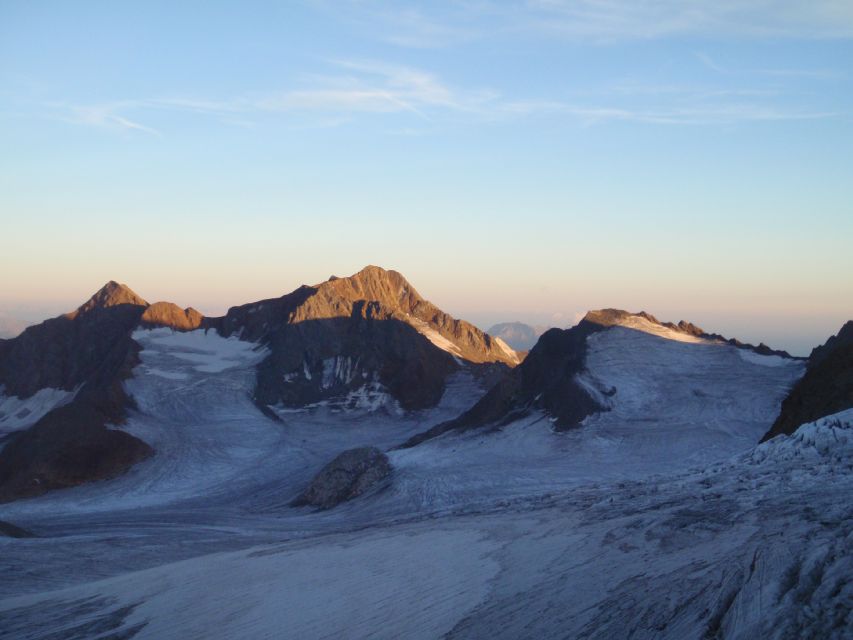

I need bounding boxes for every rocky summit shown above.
[0,267,519,501]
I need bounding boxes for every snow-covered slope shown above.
[0,386,78,437]
[405,309,804,448]
[1,304,846,640]
[2,411,850,639]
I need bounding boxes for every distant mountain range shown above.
[486,322,550,351]
[0,267,519,501]
[0,266,850,505]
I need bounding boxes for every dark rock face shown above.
[214,266,519,412]
[402,317,610,447]
[293,447,392,509]
[0,306,146,399]
[255,317,457,411]
[0,520,35,538]
[403,308,800,448]
[0,268,519,502]
[0,282,154,502]
[0,399,153,502]
[762,321,853,441]
[809,321,853,366]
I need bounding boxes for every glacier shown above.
[0,325,849,639]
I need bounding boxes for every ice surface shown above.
[0,386,78,436]
[131,327,265,373]
[1,410,851,639]
[736,348,792,367]
[1,328,848,640]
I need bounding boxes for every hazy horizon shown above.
[0,265,847,356]
[2,2,851,356]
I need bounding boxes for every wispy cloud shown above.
[50,60,497,135]
[503,100,836,126]
[63,103,162,136]
[44,54,841,136]
[334,1,853,47]
[696,52,841,80]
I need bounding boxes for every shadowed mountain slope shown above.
[762,320,853,441]
[403,309,802,448]
[211,266,520,411]
[0,267,519,500]
[0,282,154,502]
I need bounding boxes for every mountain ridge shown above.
[402,308,802,447]
[0,267,521,501]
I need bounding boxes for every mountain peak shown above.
[312,265,419,309]
[581,309,709,344]
[74,281,148,315]
[583,309,660,328]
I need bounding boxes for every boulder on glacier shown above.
[293,447,392,510]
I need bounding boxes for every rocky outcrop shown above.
[0,268,520,501]
[586,309,795,358]
[0,282,148,398]
[70,281,148,318]
[402,314,611,447]
[140,302,204,331]
[292,447,392,509]
[0,282,154,502]
[214,266,519,411]
[0,520,35,538]
[0,398,153,502]
[808,321,853,366]
[403,308,800,448]
[762,321,853,441]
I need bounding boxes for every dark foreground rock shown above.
[0,281,155,502]
[0,520,35,538]
[762,320,853,441]
[293,447,392,510]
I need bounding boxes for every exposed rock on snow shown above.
[140,302,203,331]
[0,268,519,501]
[0,282,153,502]
[213,266,519,412]
[0,386,78,436]
[0,520,35,538]
[764,319,853,440]
[403,309,803,447]
[293,447,392,509]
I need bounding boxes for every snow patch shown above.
[321,356,358,390]
[132,328,266,374]
[406,315,464,358]
[736,348,790,367]
[493,336,521,364]
[0,385,79,435]
[613,314,708,344]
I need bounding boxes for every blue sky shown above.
[1,1,852,354]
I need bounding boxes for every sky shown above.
[1,1,852,355]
